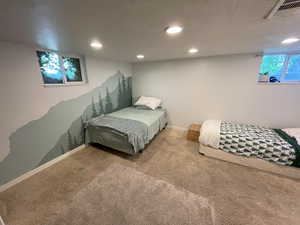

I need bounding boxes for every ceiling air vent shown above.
[265,0,300,19]
[279,0,300,10]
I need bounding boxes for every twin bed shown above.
[85,106,167,155]
[199,120,300,179]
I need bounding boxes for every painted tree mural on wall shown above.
[92,97,98,118]
[117,74,132,110]
[65,115,85,151]
[67,130,73,150]
[89,72,131,117]
[0,72,132,185]
[38,73,132,164]
[117,78,123,110]
[99,92,104,115]
[105,87,113,114]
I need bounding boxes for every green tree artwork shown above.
[67,130,74,150]
[105,87,113,113]
[117,78,123,110]
[98,92,104,115]
[92,97,98,118]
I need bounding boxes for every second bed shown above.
[199,120,300,179]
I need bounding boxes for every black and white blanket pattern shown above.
[219,121,296,166]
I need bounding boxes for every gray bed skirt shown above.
[85,123,167,155]
[84,107,168,155]
[85,126,135,155]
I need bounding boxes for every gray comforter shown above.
[86,115,149,152]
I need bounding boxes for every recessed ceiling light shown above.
[165,26,183,35]
[188,48,199,54]
[136,54,144,59]
[281,38,299,44]
[90,41,103,49]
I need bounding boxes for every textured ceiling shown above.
[0,0,300,62]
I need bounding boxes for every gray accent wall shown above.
[133,54,300,129]
[0,41,132,185]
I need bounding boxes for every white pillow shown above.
[134,96,162,110]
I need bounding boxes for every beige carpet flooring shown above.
[47,164,214,225]
[0,128,300,225]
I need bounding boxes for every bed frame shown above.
[199,144,300,180]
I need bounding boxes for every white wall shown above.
[0,41,132,162]
[133,54,300,129]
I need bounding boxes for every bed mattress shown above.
[109,107,167,141]
[199,120,299,167]
[85,107,167,154]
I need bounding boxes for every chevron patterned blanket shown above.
[219,121,296,166]
[199,120,297,166]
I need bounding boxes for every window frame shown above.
[260,52,300,84]
[36,49,87,87]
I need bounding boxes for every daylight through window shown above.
[259,53,300,83]
[37,50,85,85]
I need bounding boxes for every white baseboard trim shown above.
[167,125,187,131]
[0,216,5,225]
[0,145,86,193]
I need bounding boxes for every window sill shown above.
[43,82,87,87]
[257,82,300,85]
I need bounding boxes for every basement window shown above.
[258,53,300,83]
[36,50,86,86]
